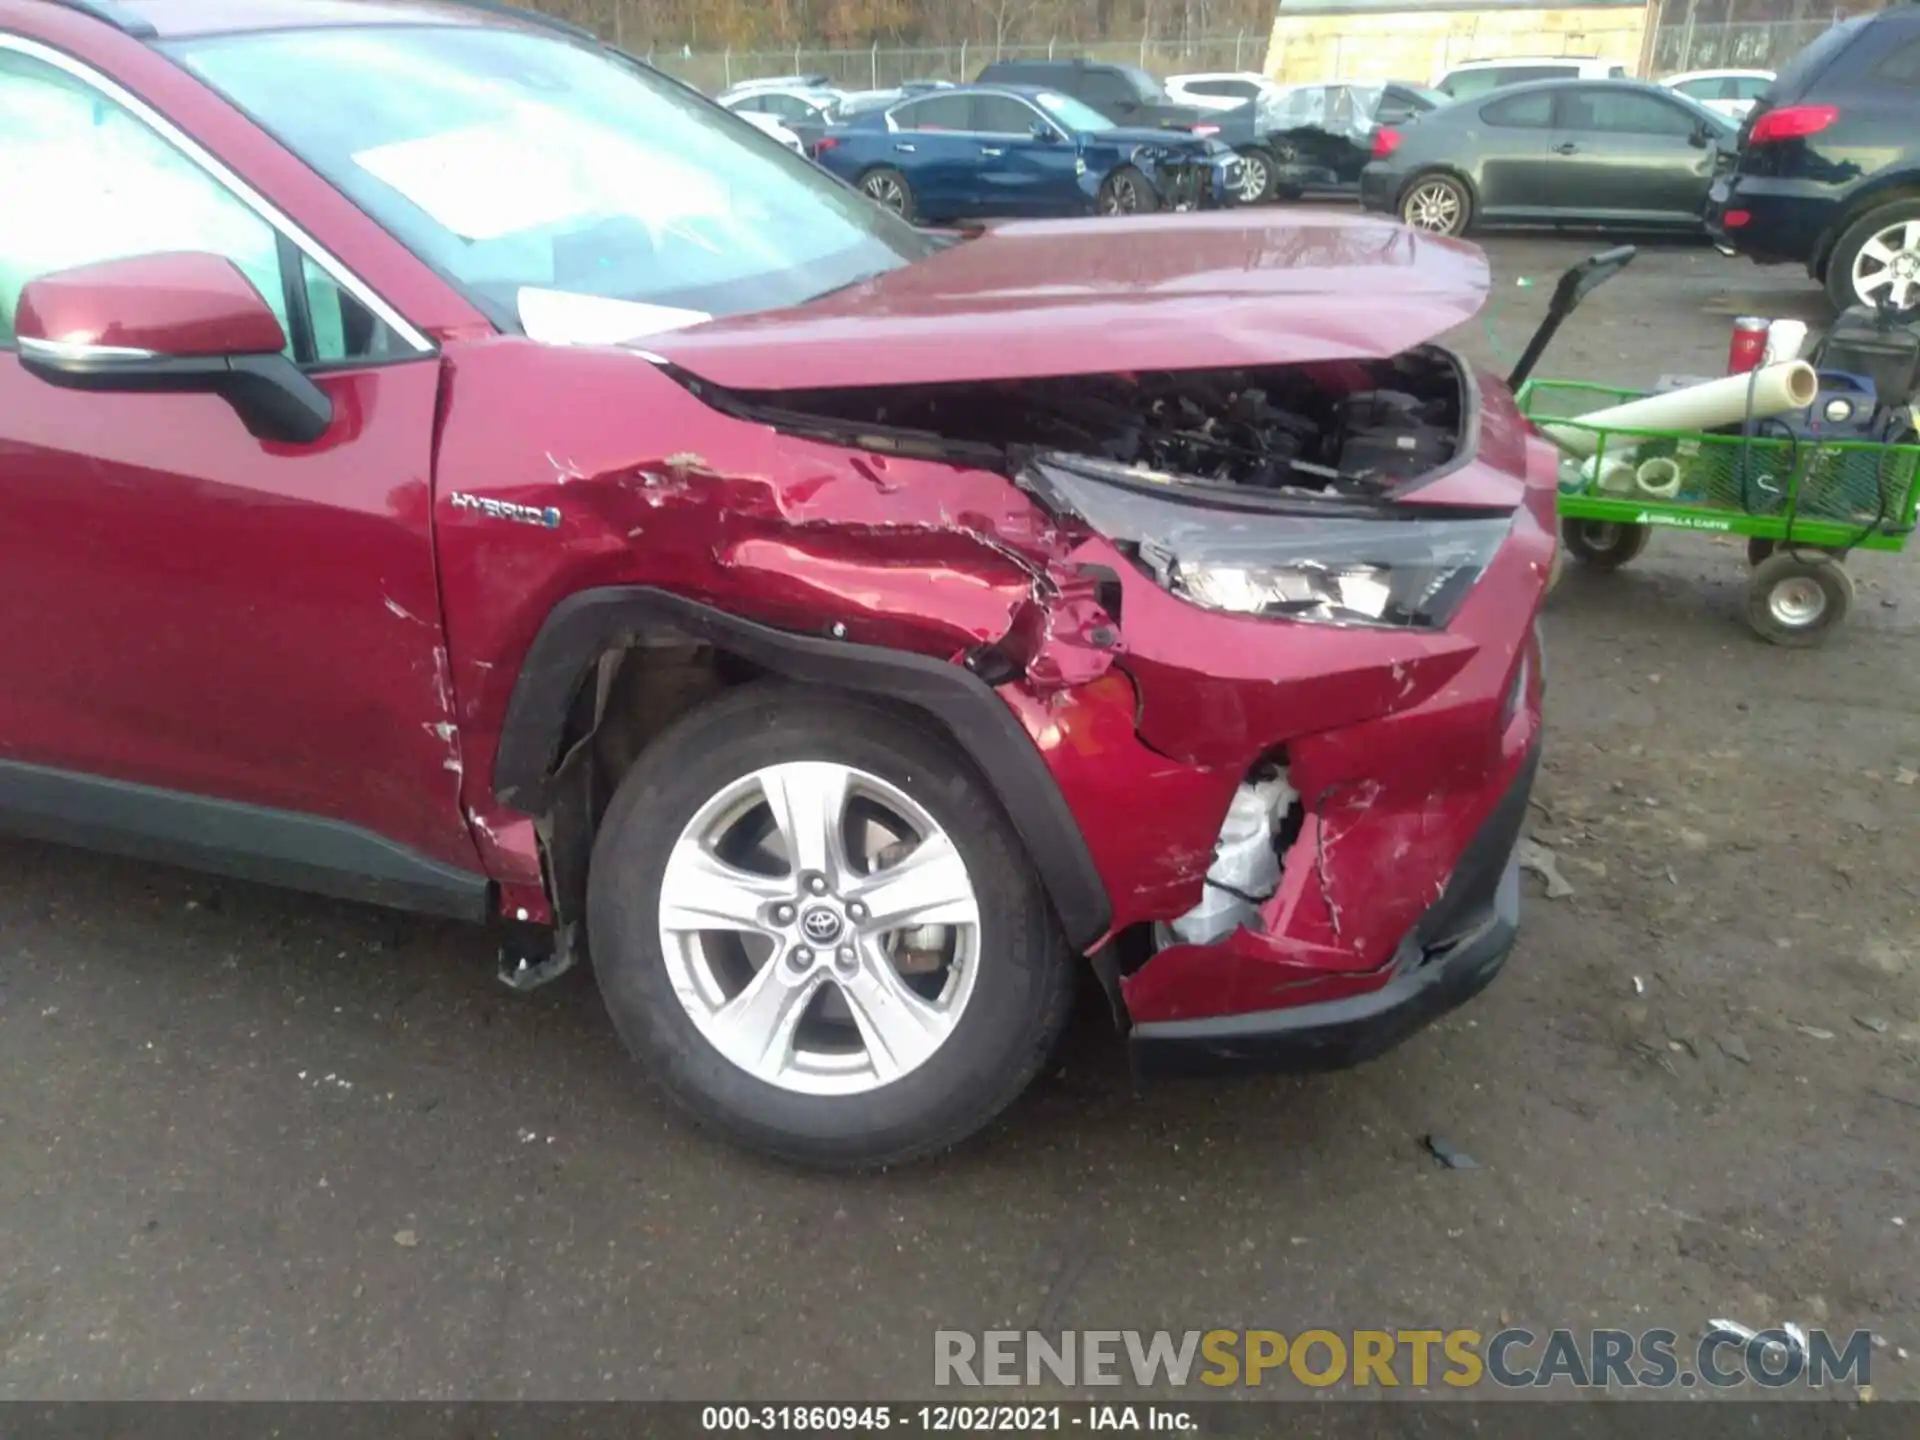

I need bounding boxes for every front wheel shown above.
[1746,550,1853,647]
[1098,165,1160,216]
[857,166,916,221]
[1561,517,1650,570]
[1235,147,1275,204]
[1400,172,1472,236]
[587,683,1074,1168]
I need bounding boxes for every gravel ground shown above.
[0,232,1915,1404]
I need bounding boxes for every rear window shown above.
[1766,16,1868,102]
[1481,91,1553,127]
[1870,35,1920,86]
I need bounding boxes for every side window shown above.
[1443,70,1503,101]
[896,93,974,131]
[1671,77,1717,100]
[1732,76,1771,100]
[972,94,1043,136]
[0,47,400,363]
[1079,71,1135,108]
[1481,90,1555,127]
[1501,65,1572,86]
[1192,79,1258,99]
[1557,87,1695,136]
[1870,35,1920,85]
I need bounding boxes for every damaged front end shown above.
[464,213,1554,1067]
[666,338,1551,1070]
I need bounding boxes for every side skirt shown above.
[0,760,491,921]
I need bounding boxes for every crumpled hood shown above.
[646,209,1489,391]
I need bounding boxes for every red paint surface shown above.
[17,252,287,357]
[653,211,1489,389]
[2,0,1553,1032]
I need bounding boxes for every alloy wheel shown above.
[1237,153,1271,203]
[657,761,982,1096]
[1404,180,1462,233]
[1101,174,1143,215]
[861,173,908,214]
[1852,219,1920,310]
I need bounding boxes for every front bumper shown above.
[1130,739,1536,1075]
[1152,155,1244,210]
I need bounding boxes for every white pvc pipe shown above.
[1635,455,1683,499]
[1579,454,1637,494]
[1541,361,1819,458]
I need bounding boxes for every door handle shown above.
[979,146,1005,157]
[1553,142,1579,155]
[894,142,916,152]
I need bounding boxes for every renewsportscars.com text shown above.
[934,1327,1872,1391]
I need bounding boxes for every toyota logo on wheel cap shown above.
[800,907,844,944]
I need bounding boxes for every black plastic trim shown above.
[0,760,490,920]
[492,587,1114,949]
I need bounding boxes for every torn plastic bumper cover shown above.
[1131,738,1538,1075]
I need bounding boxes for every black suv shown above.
[973,58,1204,129]
[1707,7,1920,310]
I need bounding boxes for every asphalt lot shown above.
[1,230,1916,1404]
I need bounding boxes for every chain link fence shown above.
[524,9,1848,96]
[1648,16,1842,75]
[624,34,1271,94]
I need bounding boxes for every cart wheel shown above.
[1746,551,1853,647]
[1561,518,1650,570]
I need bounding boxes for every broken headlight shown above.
[1154,514,1509,628]
[1026,456,1511,628]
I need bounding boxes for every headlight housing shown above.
[1024,457,1511,630]
[1147,514,1510,628]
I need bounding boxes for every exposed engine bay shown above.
[721,347,1465,498]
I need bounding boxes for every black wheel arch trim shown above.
[492,587,1114,950]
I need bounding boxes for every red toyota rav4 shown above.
[0,0,1555,1166]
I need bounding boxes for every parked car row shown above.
[706,19,1920,309]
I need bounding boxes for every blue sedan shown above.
[810,84,1244,221]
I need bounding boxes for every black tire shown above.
[1823,199,1920,312]
[1234,147,1275,204]
[857,166,916,221]
[587,681,1074,1169]
[1098,164,1160,216]
[1745,550,1854,647]
[1399,171,1472,237]
[1561,517,1651,570]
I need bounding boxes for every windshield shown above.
[1034,90,1115,132]
[166,26,929,333]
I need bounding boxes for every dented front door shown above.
[0,353,478,868]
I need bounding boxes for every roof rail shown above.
[37,0,159,38]
[448,0,598,42]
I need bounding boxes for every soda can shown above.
[1728,316,1770,374]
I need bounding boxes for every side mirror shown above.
[1030,121,1059,142]
[16,251,333,444]
[1688,121,1713,149]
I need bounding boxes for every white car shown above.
[1165,72,1275,112]
[1432,56,1627,100]
[736,110,805,153]
[1661,68,1774,120]
[717,83,847,129]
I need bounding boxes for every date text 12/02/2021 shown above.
[700,1406,1197,1432]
